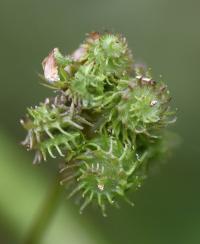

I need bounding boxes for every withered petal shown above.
[42,48,60,83]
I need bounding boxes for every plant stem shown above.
[24,175,62,244]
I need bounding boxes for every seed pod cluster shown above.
[21,32,175,215]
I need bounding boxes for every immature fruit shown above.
[108,76,174,142]
[61,135,141,216]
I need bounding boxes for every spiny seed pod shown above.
[21,102,81,145]
[86,33,133,78]
[49,33,133,109]
[106,77,175,142]
[21,31,176,216]
[21,96,92,163]
[66,64,105,108]
[60,135,143,216]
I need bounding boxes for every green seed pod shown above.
[21,96,92,163]
[87,33,133,79]
[60,135,144,216]
[64,33,133,109]
[107,77,175,142]
[67,64,105,108]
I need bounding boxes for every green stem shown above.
[24,176,62,244]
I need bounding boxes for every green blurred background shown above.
[0,0,199,243]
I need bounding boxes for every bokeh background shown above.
[0,0,200,243]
